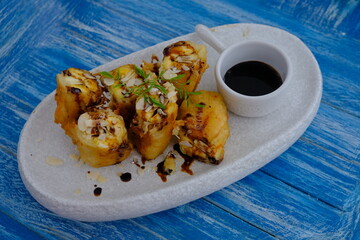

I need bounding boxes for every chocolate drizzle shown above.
[120,172,132,182]
[173,143,194,175]
[93,187,102,197]
[156,161,169,182]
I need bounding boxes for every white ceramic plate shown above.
[18,23,322,222]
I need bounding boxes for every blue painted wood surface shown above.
[1,0,359,239]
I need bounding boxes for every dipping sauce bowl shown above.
[196,24,292,117]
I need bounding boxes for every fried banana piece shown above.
[174,90,230,164]
[159,41,208,100]
[130,81,178,160]
[54,68,104,137]
[100,64,144,126]
[141,55,161,74]
[73,109,132,168]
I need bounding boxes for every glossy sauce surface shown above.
[156,161,169,182]
[93,187,102,197]
[119,172,132,182]
[173,144,194,175]
[224,61,282,96]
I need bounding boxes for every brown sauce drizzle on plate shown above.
[173,143,195,175]
[93,186,102,197]
[156,161,169,182]
[133,159,145,169]
[119,172,132,182]
[141,156,148,165]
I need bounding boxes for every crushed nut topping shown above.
[162,67,181,79]
[182,65,190,71]
[103,77,115,86]
[175,55,197,63]
[136,97,145,110]
[179,141,193,147]
[84,73,96,79]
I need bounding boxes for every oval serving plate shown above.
[18,23,322,222]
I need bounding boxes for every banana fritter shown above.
[54,68,105,137]
[159,41,208,102]
[174,90,230,164]
[100,64,144,126]
[73,109,132,168]
[130,80,178,160]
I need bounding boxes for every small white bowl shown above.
[215,41,292,117]
[196,25,292,117]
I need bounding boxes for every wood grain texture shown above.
[0,0,359,239]
[205,171,356,239]
[262,140,359,211]
[0,211,45,240]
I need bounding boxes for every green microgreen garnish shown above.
[134,65,150,80]
[101,65,203,110]
[112,83,125,89]
[100,70,124,89]
[168,74,186,81]
[158,71,203,107]
[194,102,206,108]
[148,96,166,109]
[99,71,114,78]
[115,68,121,81]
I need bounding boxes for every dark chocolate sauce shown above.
[224,61,282,96]
[133,159,145,169]
[173,144,194,175]
[156,161,169,182]
[93,187,102,197]
[120,172,132,182]
[141,156,147,165]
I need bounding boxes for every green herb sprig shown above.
[99,65,203,110]
[159,70,204,108]
[100,69,125,88]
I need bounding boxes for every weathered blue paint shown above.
[0,0,359,239]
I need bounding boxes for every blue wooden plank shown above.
[132,199,276,240]
[261,139,360,211]
[355,222,360,240]
[95,0,235,37]
[205,171,357,239]
[0,211,44,240]
[60,0,172,56]
[0,0,78,79]
[263,0,360,39]
[0,92,31,152]
[302,103,360,163]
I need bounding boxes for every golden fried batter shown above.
[101,64,144,126]
[174,90,230,164]
[72,109,132,168]
[54,68,104,137]
[160,41,208,102]
[130,81,178,160]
